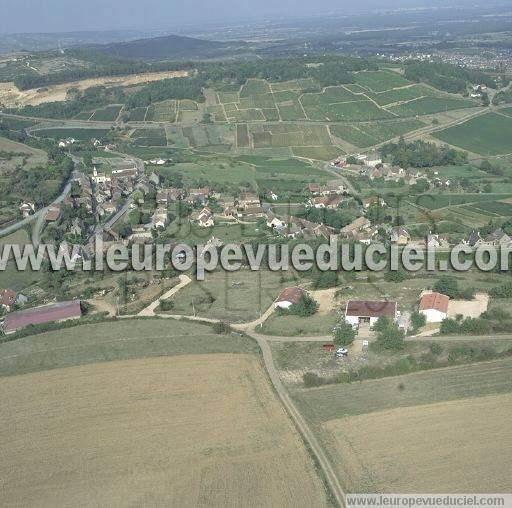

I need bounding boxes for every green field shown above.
[34,128,110,140]
[330,119,425,148]
[389,97,475,116]
[354,70,412,92]
[89,105,123,121]
[131,127,167,146]
[433,112,512,155]
[0,319,258,378]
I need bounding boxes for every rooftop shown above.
[419,292,450,313]
[346,300,397,318]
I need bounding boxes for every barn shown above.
[3,300,82,334]
[419,292,449,323]
[344,300,397,328]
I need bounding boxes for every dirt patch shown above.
[0,355,328,506]
[310,288,338,315]
[0,70,189,107]
[448,292,489,319]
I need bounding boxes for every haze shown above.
[0,0,464,34]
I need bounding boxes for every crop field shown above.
[146,100,177,122]
[89,104,123,121]
[249,123,332,149]
[433,112,512,155]
[411,193,512,210]
[131,127,167,146]
[33,127,110,140]
[127,106,148,121]
[354,70,412,92]
[388,97,475,116]
[292,358,512,493]
[330,119,425,148]
[0,352,328,506]
[367,84,442,106]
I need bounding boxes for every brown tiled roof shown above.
[419,292,449,313]
[3,300,82,332]
[346,300,397,318]
[277,287,305,305]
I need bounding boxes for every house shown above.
[45,205,61,223]
[151,208,169,229]
[187,188,210,205]
[425,233,449,249]
[242,206,265,218]
[19,201,35,218]
[366,152,382,167]
[344,300,398,328]
[340,217,371,237]
[129,227,153,243]
[419,292,449,323]
[390,226,411,245]
[197,207,214,228]
[310,196,330,209]
[307,183,321,195]
[275,287,306,309]
[237,192,261,210]
[466,230,483,248]
[266,190,279,201]
[91,167,111,184]
[362,196,386,209]
[483,228,511,247]
[2,300,82,334]
[266,213,286,230]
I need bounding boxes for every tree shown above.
[286,295,318,317]
[376,324,405,350]
[433,276,459,299]
[333,321,356,347]
[410,311,426,332]
[439,318,460,334]
[373,316,392,333]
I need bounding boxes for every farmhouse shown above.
[345,300,398,327]
[390,226,411,245]
[197,207,214,228]
[275,287,306,309]
[419,292,449,323]
[19,201,35,217]
[340,217,371,237]
[2,300,82,334]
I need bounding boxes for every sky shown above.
[0,0,466,34]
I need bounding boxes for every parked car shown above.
[335,347,349,357]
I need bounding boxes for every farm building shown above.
[345,300,398,327]
[2,300,82,334]
[275,287,306,309]
[419,292,450,323]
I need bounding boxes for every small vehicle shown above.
[335,347,349,358]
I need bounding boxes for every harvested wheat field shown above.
[322,393,512,493]
[0,354,328,507]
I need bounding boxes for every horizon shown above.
[0,0,484,35]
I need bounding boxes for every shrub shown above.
[212,321,231,335]
[384,270,407,283]
[333,321,356,347]
[429,342,443,356]
[410,311,426,332]
[286,295,319,317]
[159,299,174,311]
